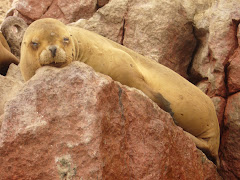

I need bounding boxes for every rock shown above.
[196,74,226,98]
[0,62,221,179]
[0,73,23,117]
[189,3,240,178]
[6,63,24,82]
[0,0,11,23]
[190,0,240,97]
[228,48,240,94]
[11,0,97,24]
[1,16,28,58]
[0,114,3,129]
[123,0,196,78]
[97,0,109,8]
[220,92,240,180]
[69,0,128,43]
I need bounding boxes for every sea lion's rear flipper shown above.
[184,131,220,169]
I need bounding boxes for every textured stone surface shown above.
[6,63,24,82]
[97,0,109,7]
[0,0,11,24]
[0,62,221,179]
[191,0,240,98]
[0,73,23,117]
[70,0,128,43]
[220,92,240,180]
[123,0,196,78]
[228,48,240,94]
[190,2,240,177]
[11,0,97,24]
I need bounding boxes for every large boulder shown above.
[0,62,221,179]
[123,0,196,78]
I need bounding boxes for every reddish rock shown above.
[97,0,109,7]
[123,0,196,78]
[227,25,240,94]
[211,96,226,129]
[70,0,127,43]
[228,49,240,94]
[196,73,226,98]
[190,0,240,97]
[0,62,221,179]
[11,0,97,24]
[220,92,240,180]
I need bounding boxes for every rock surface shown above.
[70,0,128,43]
[0,62,221,180]
[97,0,109,8]
[0,0,11,24]
[191,0,240,98]
[123,0,196,78]
[10,0,98,24]
[0,70,23,118]
[227,38,240,94]
[220,93,240,180]
[191,1,240,179]
[0,63,23,126]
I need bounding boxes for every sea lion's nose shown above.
[49,46,57,58]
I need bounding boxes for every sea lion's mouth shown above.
[42,62,67,67]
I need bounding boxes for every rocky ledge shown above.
[0,62,221,179]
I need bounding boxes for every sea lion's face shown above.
[22,19,74,68]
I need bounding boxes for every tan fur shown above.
[20,18,220,168]
[0,32,19,75]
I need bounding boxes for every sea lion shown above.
[20,18,220,168]
[0,32,19,75]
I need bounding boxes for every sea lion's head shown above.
[20,18,74,81]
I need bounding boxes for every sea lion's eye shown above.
[31,41,39,49]
[63,37,69,44]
